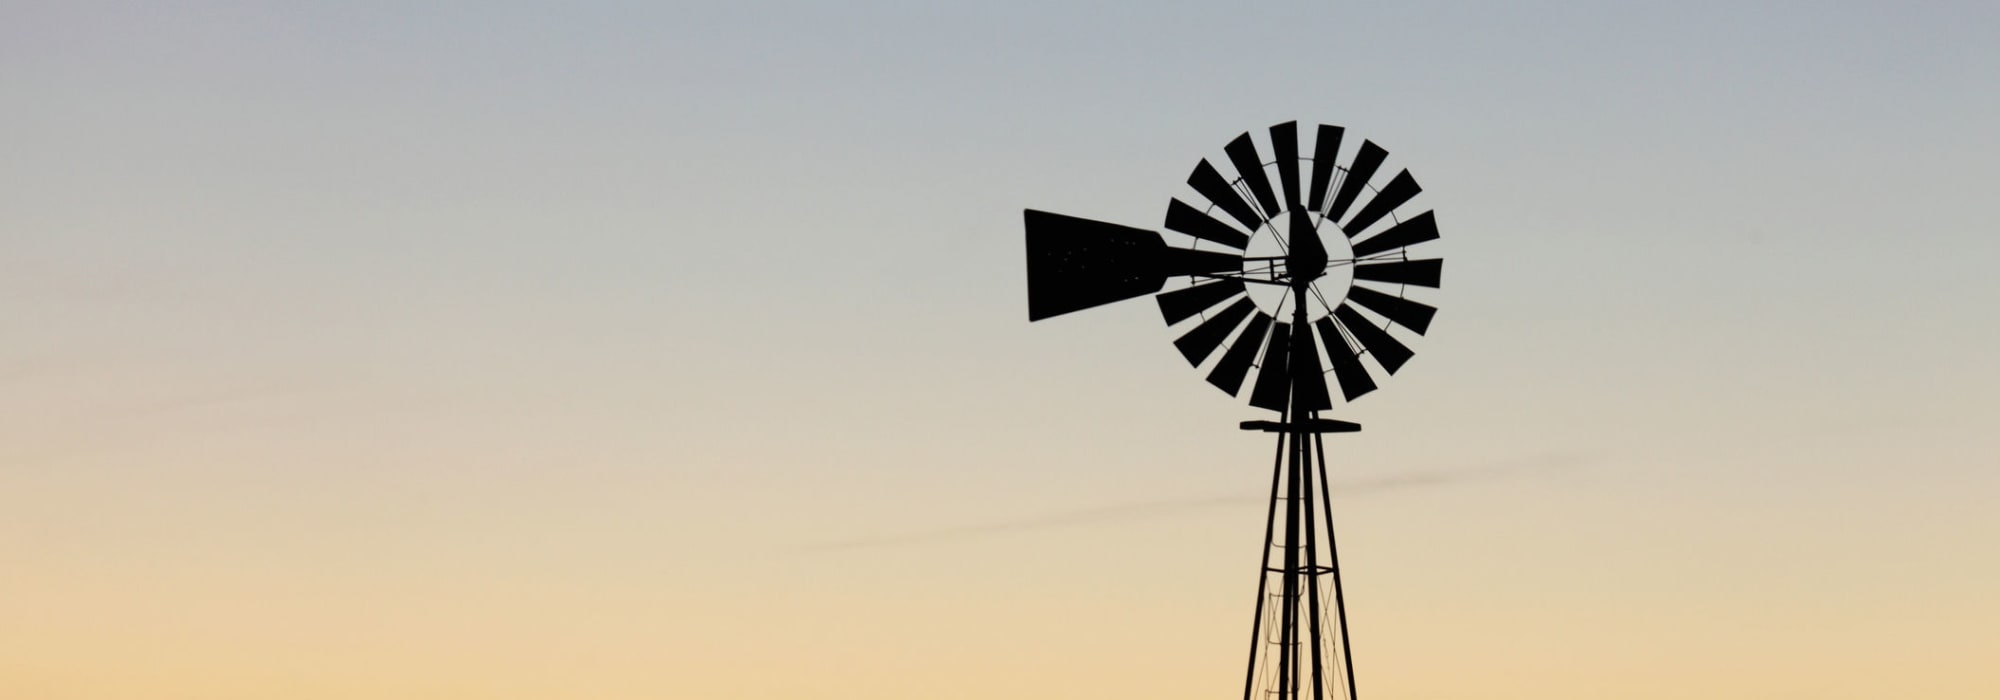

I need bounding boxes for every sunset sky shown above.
[5,2,1998,698]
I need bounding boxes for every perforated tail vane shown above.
[1024,209,1239,321]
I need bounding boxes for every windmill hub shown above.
[1243,212,1353,322]
[1285,210,1330,288]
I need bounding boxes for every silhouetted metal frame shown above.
[1025,123,1443,700]
[1241,283,1365,700]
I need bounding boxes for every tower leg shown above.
[1315,432,1359,700]
[1241,409,1289,700]
[1300,415,1329,700]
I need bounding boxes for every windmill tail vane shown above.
[1023,121,1443,700]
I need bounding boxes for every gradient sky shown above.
[5,2,1998,698]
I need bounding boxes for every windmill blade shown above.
[1347,286,1437,334]
[1165,199,1251,249]
[1158,278,1247,325]
[1307,124,1345,211]
[1174,297,1256,365]
[1341,169,1421,237]
[1188,159,1264,231]
[1271,122,1302,209]
[1350,211,1440,258]
[1353,258,1442,288]
[1291,324,1333,411]
[1332,304,1414,373]
[1026,209,1172,321]
[1248,322,1293,411]
[1325,140,1387,224]
[1224,132,1280,220]
[1314,317,1378,400]
[1206,312,1273,395]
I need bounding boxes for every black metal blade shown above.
[1350,211,1440,258]
[1346,285,1437,334]
[1025,209,1171,321]
[1206,311,1272,395]
[1164,198,1251,249]
[1353,258,1442,288]
[1248,321,1293,411]
[1314,317,1377,400]
[1341,169,1421,237]
[1333,304,1414,374]
[1174,297,1256,365]
[1325,140,1386,224]
[1225,132,1280,221]
[1157,278,1247,325]
[1271,121,1302,209]
[1188,159,1264,231]
[1308,125,1344,211]
[1292,323,1333,411]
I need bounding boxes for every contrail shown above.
[804,453,1589,552]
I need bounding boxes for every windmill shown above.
[1023,122,1441,700]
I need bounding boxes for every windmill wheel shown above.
[1025,122,1442,412]
[1157,122,1441,410]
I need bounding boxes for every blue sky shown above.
[5,2,1998,698]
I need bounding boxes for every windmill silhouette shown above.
[1024,122,1442,700]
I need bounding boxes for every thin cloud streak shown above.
[804,453,1590,552]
